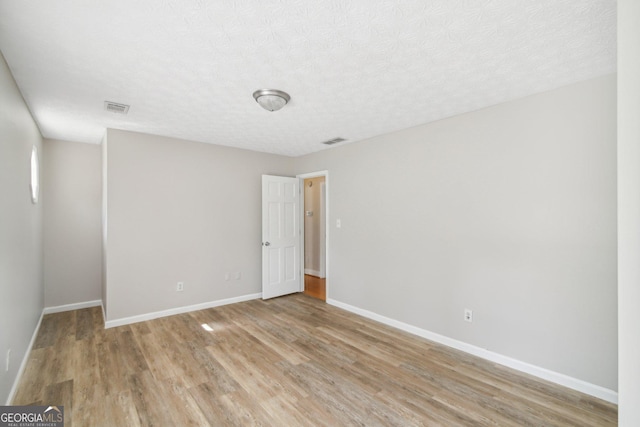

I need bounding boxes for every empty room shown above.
[1,0,639,426]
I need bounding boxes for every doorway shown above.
[298,171,328,301]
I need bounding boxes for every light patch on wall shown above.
[30,145,39,204]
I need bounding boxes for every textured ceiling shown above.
[0,0,616,157]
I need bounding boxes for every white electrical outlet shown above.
[464,309,473,323]
[6,349,10,372]
[235,272,241,280]
[176,282,184,292]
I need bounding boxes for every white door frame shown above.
[297,170,329,299]
[319,181,326,278]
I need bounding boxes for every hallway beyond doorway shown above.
[304,275,326,301]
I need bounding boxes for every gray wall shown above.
[618,0,640,424]
[295,75,617,391]
[0,52,44,404]
[103,129,294,321]
[43,139,102,308]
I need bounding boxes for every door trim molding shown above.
[297,170,329,299]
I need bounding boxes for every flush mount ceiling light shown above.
[252,89,290,112]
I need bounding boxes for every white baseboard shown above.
[6,310,44,405]
[327,298,618,405]
[104,293,262,328]
[304,269,326,278]
[7,299,104,403]
[43,299,103,315]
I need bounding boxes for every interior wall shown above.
[103,129,294,322]
[618,0,640,423]
[304,177,325,276]
[295,74,617,391]
[43,139,102,308]
[0,52,44,404]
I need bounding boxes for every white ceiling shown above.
[0,0,616,157]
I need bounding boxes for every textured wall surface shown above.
[295,75,617,391]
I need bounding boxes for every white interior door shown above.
[262,175,301,299]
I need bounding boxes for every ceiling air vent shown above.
[321,137,346,146]
[104,101,130,114]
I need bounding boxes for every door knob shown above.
[264,242,271,246]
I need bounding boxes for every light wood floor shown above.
[303,275,326,301]
[14,294,616,426]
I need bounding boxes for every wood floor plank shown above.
[218,389,279,426]
[230,316,310,365]
[259,394,319,427]
[95,331,133,397]
[133,330,180,382]
[279,360,390,426]
[128,319,152,337]
[33,311,73,349]
[188,382,243,426]
[317,324,408,367]
[12,293,617,426]
[71,387,107,427]
[160,377,213,427]
[373,390,450,427]
[163,340,214,389]
[114,329,150,375]
[181,340,241,394]
[71,336,102,424]
[108,390,143,427]
[43,380,73,427]
[207,337,307,404]
[129,370,176,427]
[75,307,101,341]
[12,346,53,404]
